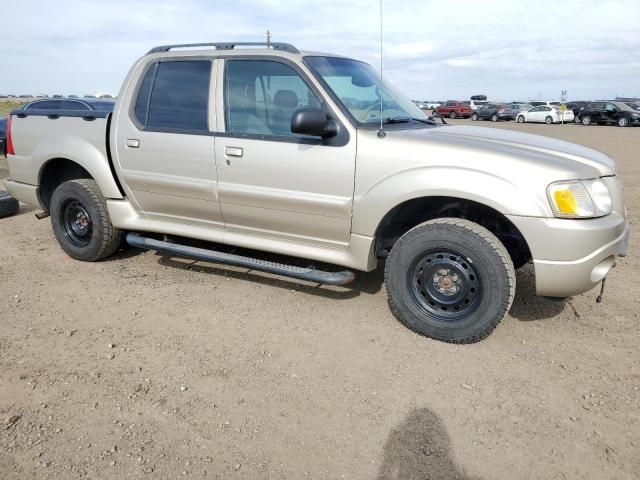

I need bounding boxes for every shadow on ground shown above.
[378,407,482,480]
[509,264,566,321]
[131,237,568,323]
[157,254,385,300]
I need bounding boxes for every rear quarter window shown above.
[134,63,158,126]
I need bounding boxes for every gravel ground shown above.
[1,120,638,479]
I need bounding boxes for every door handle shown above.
[126,138,140,148]
[225,146,243,157]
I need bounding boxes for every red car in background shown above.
[434,101,473,119]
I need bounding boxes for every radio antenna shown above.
[377,0,386,138]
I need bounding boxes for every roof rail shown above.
[147,42,299,55]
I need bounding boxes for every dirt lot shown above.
[1,120,638,479]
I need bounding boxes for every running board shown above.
[126,233,356,286]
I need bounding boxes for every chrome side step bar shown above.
[126,233,356,286]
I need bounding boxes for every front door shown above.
[114,58,223,228]
[214,58,356,248]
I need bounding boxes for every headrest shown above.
[273,90,299,109]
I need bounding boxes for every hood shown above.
[397,125,616,177]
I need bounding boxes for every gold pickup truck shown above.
[3,42,629,343]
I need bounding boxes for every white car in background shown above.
[465,99,489,111]
[529,100,561,107]
[516,105,574,124]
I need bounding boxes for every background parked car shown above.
[471,103,512,122]
[624,102,640,111]
[576,101,640,127]
[530,100,560,107]
[565,101,590,117]
[516,105,574,124]
[434,101,473,119]
[467,95,489,111]
[22,98,115,112]
[0,116,7,156]
[505,103,533,117]
[465,99,489,111]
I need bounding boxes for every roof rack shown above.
[147,42,299,55]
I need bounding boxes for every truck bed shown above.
[6,109,121,199]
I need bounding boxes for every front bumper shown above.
[508,214,629,297]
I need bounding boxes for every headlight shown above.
[547,179,612,218]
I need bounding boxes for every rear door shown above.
[527,106,542,122]
[590,102,605,122]
[603,103,618,124]
[114,58,224,229]
[442,101,455,115]
[214,57,356,248]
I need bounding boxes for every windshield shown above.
[614,102,636,112]
[304,56,429,126]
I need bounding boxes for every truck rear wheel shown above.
[385,218,515,343]
[50,179,123,261]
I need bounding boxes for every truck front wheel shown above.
[385,218,515,343]
[50,179,123,261]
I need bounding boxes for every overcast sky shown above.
[3,0,639,101]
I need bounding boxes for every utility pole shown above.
[265,30,271,48]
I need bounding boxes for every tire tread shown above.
[384,218,515,344]
[0,191,20,218]
[53,179,122,261]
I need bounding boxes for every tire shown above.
[491,114,498,122]
[545,116,553,125]
[618,117,629,127]
[471,113,478,121]
[0,190,20,219]
[385,218,515,344]
[449,111,457,119]
[582,115,592,126]
[50,179,123,261]
[517,115,525,123]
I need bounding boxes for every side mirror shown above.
[291,108,337,138]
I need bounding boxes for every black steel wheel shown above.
[385,218,515,343]
[408,249,482,321]
[60,199,93,247]
[50,179,123,261]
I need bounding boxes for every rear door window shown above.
[27,100,61,110]
[134,60,211,132]
[62,100,90,111]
